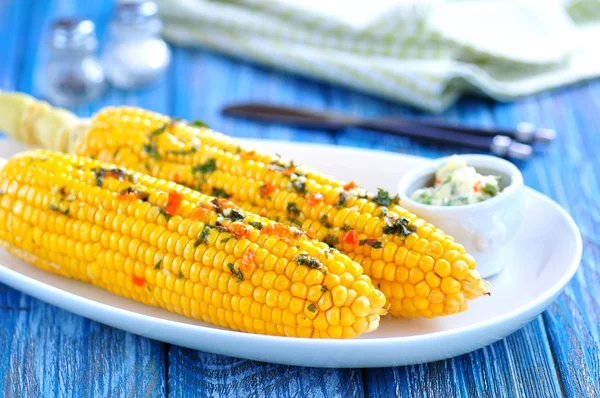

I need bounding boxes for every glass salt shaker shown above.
[45,19,106,107]
[102,1,171,89]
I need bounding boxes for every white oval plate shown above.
[0,139,582,368]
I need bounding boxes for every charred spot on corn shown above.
[320,285,328,293]
[295,253,323,270]
[248,221,263,230]
[336,192,349,208]
[383,217,414,237]
[359,238,383,249]
[227,262,244,281]
[307,303,317,313]
[192,158,217,175]
[195,225,212,247]
[372,188,399,207]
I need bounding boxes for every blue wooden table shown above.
[1,1,599,397]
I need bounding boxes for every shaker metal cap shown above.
[51,18,98,50]
[116,0,159,23]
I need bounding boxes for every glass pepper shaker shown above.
[45,18,106,107]
[102,1,171,89]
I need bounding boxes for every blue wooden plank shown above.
[167,45,364,398]
[0,1,168,397]
[365,321,562,398]
[516,83,600,398]
[168,349,364,398]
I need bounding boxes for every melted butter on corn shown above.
[0,150,387,338]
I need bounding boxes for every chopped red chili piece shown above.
[342,229,358,245]
[473,181,482,192]
[228,223,250,238]
[259,183,275,198]
[132,274,145,287]
[306,193,325,206]
[165,191,184,215]
[119,192,138,201]
[343,181,356,191]
[173,172,180,183]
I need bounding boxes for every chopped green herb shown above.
[273,216,281,222]
[147,285,151,292]
[214,222,229,232]
[211,188,231,199]
[323,234,339,247]
[145,162,152,171]
[295,254,324,270]
[166,146,199,156]
[178,271,184,280]
[189,120,209,129]
[342,224,352,232]
[319,214,332,228]
[380,207,388,217]
[373,188,399,206]
[158,207,172,221]
[248,221,264,230]
[359,239,383,249]
[49,204,69,216]
[143,144,161,161]
[149,122,169,138]
[227,262,244,281]
[336,192,349,208]
[287,202,301,216]
[112,147,122,158]
[482,183,498,196]
[195,226,211,247]
[221,237,233,243]
[235,146,242,154]
[287,217,302,227]
[320,286,328,293]
[154,259,163,270]
[382,217,414,237]
[291,179,306,194]
[224,208,244,222]
[192,158,217,175]
[307,303,317,313]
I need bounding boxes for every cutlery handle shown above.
[360,120,533,159]
[222,103,355,130]
[401,119,556,143]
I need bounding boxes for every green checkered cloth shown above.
[157,0,600,112]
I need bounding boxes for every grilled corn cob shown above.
[0,150,386,338]
[0,92,489,318]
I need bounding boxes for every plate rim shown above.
[0,143,583,362]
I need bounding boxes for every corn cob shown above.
[0,149,386,338]
[0,92,489,318]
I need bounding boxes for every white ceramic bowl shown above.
[398,154,525,278]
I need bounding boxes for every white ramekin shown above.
[398,154,525,278]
